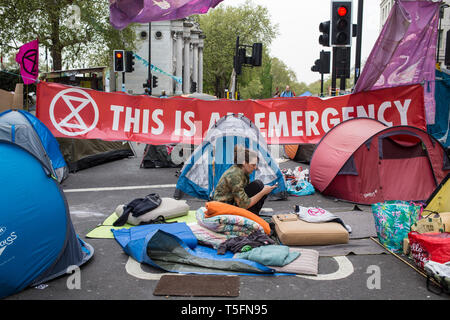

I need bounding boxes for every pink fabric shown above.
[354,0,440,124]
[109,0,224,30]
[15,39,39,85]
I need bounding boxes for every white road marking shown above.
[64,184,177,193]
[124,255,354,281]
[296,256,354,280]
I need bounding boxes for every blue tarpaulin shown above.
[112,223,278,276]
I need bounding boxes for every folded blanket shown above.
[235,245,300,267]
[189,223,231,249]
[196,208,265,237]
[205,201,271,235]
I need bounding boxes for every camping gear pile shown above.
[369,174,450,294]
[282,167,315,196]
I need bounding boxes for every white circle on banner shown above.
[49,88,99,136]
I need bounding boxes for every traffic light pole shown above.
[122,72,126,92]
[148,23,152,95]
[331,47,337,96]
[320,72,324,97]
[354,0,363,86]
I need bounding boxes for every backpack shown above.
[113,193,162,226]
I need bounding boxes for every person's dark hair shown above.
[234,145,258,167]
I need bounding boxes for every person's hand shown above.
[263,184,277,195]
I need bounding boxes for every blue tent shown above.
[299,91,312,97]
[428,69,450,150]
[0,141,93,298]
[175,114,287,200]
[0,109,68,182]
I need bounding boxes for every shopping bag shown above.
[411,210,446,234]
[408,231,450,270]
[371,200,422,253]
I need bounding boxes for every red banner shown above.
[36,82,426,145]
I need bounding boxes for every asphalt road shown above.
[4,143,449,305]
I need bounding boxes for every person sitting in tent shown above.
[212,145,277,215]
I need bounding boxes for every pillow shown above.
[205,201,271,234]
[196,207,265,237]
[114,197,189,225]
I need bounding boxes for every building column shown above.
[183,35,191,94]
[198,44,204,93]
[192,43,199,92]
[175,32,183,95]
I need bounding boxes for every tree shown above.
[0,0,136,71]
[195,0,278,97]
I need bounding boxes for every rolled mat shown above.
[205,201,271,235]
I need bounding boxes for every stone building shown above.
[116,18,205,96]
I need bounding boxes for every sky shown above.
[221,0,382,85]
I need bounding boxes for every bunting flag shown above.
[15,39,39,85]
[354,0,440,125]
[133,52,182,84]
[109,0,224,30]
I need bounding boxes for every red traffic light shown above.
[115,52,123,59]
[337,6,347,16]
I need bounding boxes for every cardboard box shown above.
[403,237,410,255]
[0,83,23,112]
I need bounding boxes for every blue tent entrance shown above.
[175,114,287,200]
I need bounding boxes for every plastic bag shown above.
[408,231,450,269]
[371,200,421,253]
[286,179,315,196]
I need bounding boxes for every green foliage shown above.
[196,0,278,98]
[0,0,136,71]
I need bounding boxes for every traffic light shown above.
[113,50,124,72]
[234,47,246,75]
[142,79,151,88]
[125,51,135,73]
[251,43,263,66]
[335,46,351,78]
[311,50,330,74]
[331,1,353,46]
[319,21,330,47]
[311,59,321,73]
[152,75,158,88]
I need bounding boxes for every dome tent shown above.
[0,109,68,182]
[310,118,450,205]
[175,114,287,201]
[0,141,93,298]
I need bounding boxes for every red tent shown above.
[310,118,450,204]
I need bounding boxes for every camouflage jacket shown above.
[212,165,251,209]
